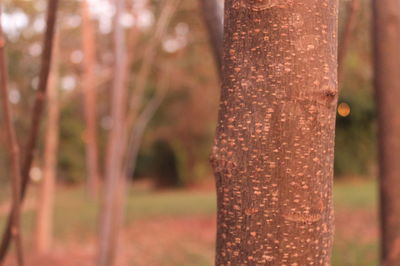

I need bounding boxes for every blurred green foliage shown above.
[335,0,376,178]
[0,0,377,186]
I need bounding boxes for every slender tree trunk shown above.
[199,0,224,77]
[81,0,101,197]
[210,1,338,264]
[372,0,400,265]
[97,0,128,264]
[34,37,59,254]
[0,9,24,266]
[0,0,59,262]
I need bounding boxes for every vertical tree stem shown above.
[34,34,59,254]
[372,0,400,264]
[81,0,101,197]
[97,0,128,264]
[0,0,59,262]
[211,0,338,264]
[0,7,24,266]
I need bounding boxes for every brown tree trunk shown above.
[81,0,101,197]
[34,37,59,254]
[372,0,400,264]
[0,9,24,266]
[0,0,59,262]
[97,0,128,264]
[210,1,338,264]
[199,0,224,77]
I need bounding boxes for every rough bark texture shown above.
[199,0,224,77]
[35,38,59,254]
[372,0,400,264]
[210,0,338,264]
[81,0,101,196]
[0,0,59,262]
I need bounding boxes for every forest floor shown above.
[0,179,378,266]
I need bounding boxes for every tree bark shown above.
[0,9,24,266]
[210,0,338,264]
[199,0,224,77]
[81,0,101,197]
[34,36,59,254]
[0,0,59,262]
[372,0,400,264]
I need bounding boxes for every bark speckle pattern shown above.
[211,0,338,264]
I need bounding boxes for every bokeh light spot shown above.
[338,102,351,117]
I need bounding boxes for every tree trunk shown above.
[0,0,59,262]
[81,0,101,197]
[199,0,224,77]
[210,1,338,264]
[34,37,59,254]
[372,0,400,264]
[97,0,128,264]
[0,9,24,265]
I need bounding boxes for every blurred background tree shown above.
[0,0,376,189]
[336,0,376,178]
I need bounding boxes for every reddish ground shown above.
[5,215,216,266]
[3,208,378,266]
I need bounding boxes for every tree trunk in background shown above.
[0,0,59,262]
[372,1,400,264]
[97,0,128,264]
[125,0,179,175]
[210,0,338,264]
[199,0,224,77]
[35,38,59,254]
[81,0,101,197]
[0,9,24,265]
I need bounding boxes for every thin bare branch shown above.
[199,0,223,78]
[0,8,24,266]
[125,0,147,70]
[0,0,59,262]
[126,0,180,131]
[124,73,169,178]
[338,0,360,84]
